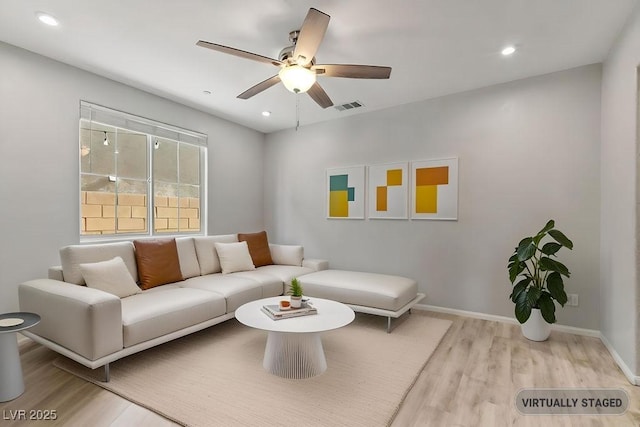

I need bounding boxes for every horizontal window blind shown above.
[80,101,207,147]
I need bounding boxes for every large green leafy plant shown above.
[508,220,573,324]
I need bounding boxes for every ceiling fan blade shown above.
[237,75,281,99]
[292,8,330,66]
[307,82,333,109]
[196,40,282,67]
[313,64,392,79]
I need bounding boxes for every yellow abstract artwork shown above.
[415,185,438,213]
[411,158,458,220]
[327,166,365,219]
[387,169,403,186]
[376,186,388,211]
[329,190,348,217]
[368,163,409,219]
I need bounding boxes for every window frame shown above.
[79,101,207,241]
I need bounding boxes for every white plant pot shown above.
[521,308,551,341]
[290,296,302,308]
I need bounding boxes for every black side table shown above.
[0,312,40,402]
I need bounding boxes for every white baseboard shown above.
[551,323,601,338]
[415,303,637,385]
[599,333,640,386]
[415,303,518,324]
[416,304,599,337]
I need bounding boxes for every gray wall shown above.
[265,64,602,329]
[0,41,265,312]
[600,4,640,377]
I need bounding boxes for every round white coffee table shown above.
[0,312,40,402]
[235,297,354,379]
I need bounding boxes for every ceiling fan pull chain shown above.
[296,92,300,131]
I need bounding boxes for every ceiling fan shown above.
[196,8,392,109]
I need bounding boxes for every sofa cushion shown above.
[141,283,181,292]
[238,231,274,267]
[133,239,184,290]
[193,234,238,275]
[231,270,284,298]
[269,244,304,267]
[60,241,137,285]
[255,265,314,289]
[182,275,262,312]
[79,256,142,298]
[214,241,255,274]
[121,288,226,347]
[298,270,418,312]
[175,237,200,279]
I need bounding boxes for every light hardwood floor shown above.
[393,312,640,427]
[1,312,639,426]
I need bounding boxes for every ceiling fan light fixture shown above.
[196,8,389,108]
[278,65,316,94]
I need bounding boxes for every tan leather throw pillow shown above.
[237,231,274,267]
[133,238,184,290]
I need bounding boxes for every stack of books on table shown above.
[261,303,317,320]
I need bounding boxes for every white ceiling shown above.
[0,1,636,133]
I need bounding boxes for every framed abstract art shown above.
[326,166,365,219]
[410,158,458,220]
[367,162,408,219]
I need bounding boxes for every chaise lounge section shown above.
[299,270,425,332]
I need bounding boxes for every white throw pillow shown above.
[175,237,200,279]
[193,234,239,275]
[214,241,256,274]
[79,256,142,298]
[269,244,304,266]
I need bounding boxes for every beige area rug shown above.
[55,313,451,427]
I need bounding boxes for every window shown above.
[79,102,207,239]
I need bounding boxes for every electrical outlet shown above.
[567,293,579,307]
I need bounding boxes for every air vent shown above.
[334,100,364,112]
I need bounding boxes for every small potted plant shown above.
[288,278,303,308]
[507,219,573,341]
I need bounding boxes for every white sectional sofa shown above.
[19,234,326,381]
[19,233,424,381]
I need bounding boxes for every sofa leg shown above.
[103,363,110,382]
[387,310,413,333]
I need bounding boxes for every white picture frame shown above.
[326,166,366,219]
[410,157,458,220]
[367,162,409,219]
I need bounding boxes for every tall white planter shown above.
[521,308,551,341]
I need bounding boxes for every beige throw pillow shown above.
[269,244,304,266]
[193,234,239,275]
[79,256,142,298]
[214,241,256,274]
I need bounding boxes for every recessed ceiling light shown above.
[261,111,271,117]
[36,12,59,27]
[501,46,516,56]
